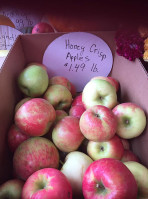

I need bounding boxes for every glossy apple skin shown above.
[79,105,117,142]
[69,105,86,119]
[71,93,83,107]
[7,124,30,153]
[22,168,72,199]
[121,149,139,162]
[13,137,59,181]
[82,158,138,199]
[112,102,147,139]
[91,76,119,92]
[0,179,24,199]
[32,22,54,34]
[44,84,72,110]
[87,135,124,160]
[15,98,56,137]
[52,116,84,152]
[61,151,93,197]
[124,161,148,198]
[82,79,117,109]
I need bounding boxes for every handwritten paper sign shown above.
[0,8,42,30]
[43,32,113,91]
[0,25,22,50]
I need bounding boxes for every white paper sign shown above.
[0,8,42,30]
[43,32,113,91]
[0,25,22,50]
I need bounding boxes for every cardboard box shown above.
[0,31,147,184]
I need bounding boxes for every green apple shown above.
[61,151,93,197]
[44,84,72,110]
[18,63,49,97]
[0,179,24,199]
[82,79,117,109]
[124,161,148,198]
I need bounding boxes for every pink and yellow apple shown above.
[15,98,56,137]
[82,158,138,199]
[69,105,86,119]
[52,116,84,152]
[112,102,146,139]
[71,93,83,107]
[121,149,139,162]
[87,135,124,160]
[49,76,71,91]
[79,105,117,142]
[13,137,59,180]
[22,168,72,199]
[7,124,30,153]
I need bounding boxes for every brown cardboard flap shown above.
[0,37,26,183]
[19,31,116,64]
[111,54,148,166]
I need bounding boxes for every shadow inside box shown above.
[139,58,148,73]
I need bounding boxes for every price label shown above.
[0,25,22,50]
[0,8,42,30]
[42,32,113,91]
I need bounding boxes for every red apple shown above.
[71,93,84,107]
[13,137,59,180]
[7,124,30,153]
[15,97,31,113]
[69,105,86,119]
[44,84,72,110]
[69,81,77,97]
[52,116,84,152]
[44,110,68,141]
[82,158,138,199]
[22,168,72,199]
[120,138,130,150]
[87,135,124,160]
[121,149,140,162]
[15,98,56,137]
[32,22,54,34]
[79,105,117,142]
[54,110,68,124]
[107,77,119,92]
[0,179,24,199]
[49,76,71,91]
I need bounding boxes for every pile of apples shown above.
[0,62,148,199]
